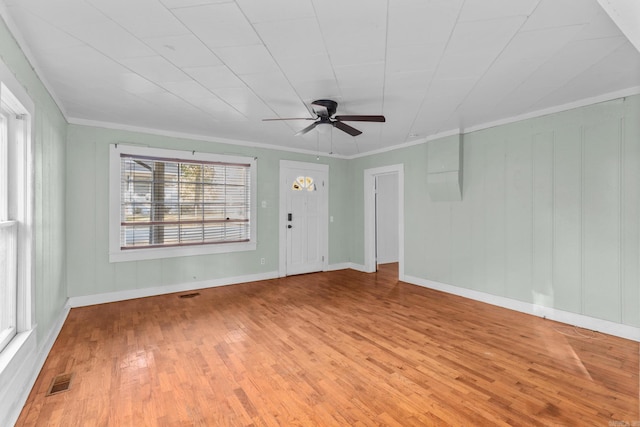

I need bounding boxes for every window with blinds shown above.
[110,145,256,262]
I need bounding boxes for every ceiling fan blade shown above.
[334,115,386,122]
[295,121,319,136]
[262,117,315,121]
[333,121,362,137]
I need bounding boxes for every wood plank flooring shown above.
[17,264,639,426]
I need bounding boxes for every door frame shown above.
[364,164,404,279]
[279,160,329,277]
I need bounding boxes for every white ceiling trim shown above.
[462,86,640,135]
[67,116,350,159]
[70,85,639,161]
[344,129,462,160]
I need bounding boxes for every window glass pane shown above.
[0,223,17,350]
[120,153,252,250]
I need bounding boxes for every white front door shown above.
[279,161,328,276]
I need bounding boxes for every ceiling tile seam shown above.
[489,2,617,111]
[306,0,345,112]
[378,0,390,145]
[8,2,203,120]
[434,14,536,135]
[153,4,263,121]
[527,37,632,111]
[231,1,319,121]
[404,0,467,142]
[0,5,70,119]
[503,37,630,116]
[100,2,283,122]
[482,33,594,120]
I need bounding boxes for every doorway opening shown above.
[364,164,404,280]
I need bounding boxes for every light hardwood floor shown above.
[17,264,639,426]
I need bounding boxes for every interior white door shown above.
[375,174,399,265]
[279,161,328,276]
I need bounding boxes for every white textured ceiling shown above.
[1,0,639,157]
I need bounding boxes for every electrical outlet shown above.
[260,258,265,265]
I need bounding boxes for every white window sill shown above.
[109,240,257,263]
[0,329,36,387]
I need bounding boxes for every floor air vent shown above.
[179,292,200,299]
[46,373,74,396]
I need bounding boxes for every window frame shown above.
[109,144,257,263]
[0,77,35,359]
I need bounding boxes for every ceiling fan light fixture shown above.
[316,122,332,134]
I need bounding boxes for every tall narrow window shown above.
[0,91,29,353]
[110,145,257,262]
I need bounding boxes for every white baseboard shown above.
[403,275,640,342]
[327,262,351,271]
[67,271,280,308]
[347,263,369,273]
[2,304,69,427]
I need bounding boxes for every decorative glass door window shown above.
[292,176,316,192]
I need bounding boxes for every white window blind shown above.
[119,154,251,250]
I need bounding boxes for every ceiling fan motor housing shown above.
[311,99,338,117]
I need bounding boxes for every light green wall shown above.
[0,19,68,345]
[349,95,640,327]
[3,7,639,340]
[65,125,351,297]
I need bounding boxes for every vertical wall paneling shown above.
[618,118,624,325]
[468,139,487,292]
[66,139,97,297]
[350,95,639,332]
[484,138,506,296]
[532,131,554,308]
[580,125,586,316]
[621,113,640,327]
[450,137,471,288]
[93,141,115,292]
[505,132,533,302]
[581,119,621,322]
[552,126,582,313]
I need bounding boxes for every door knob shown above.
[287,225,292,229]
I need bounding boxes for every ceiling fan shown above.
[262,99,385,137]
